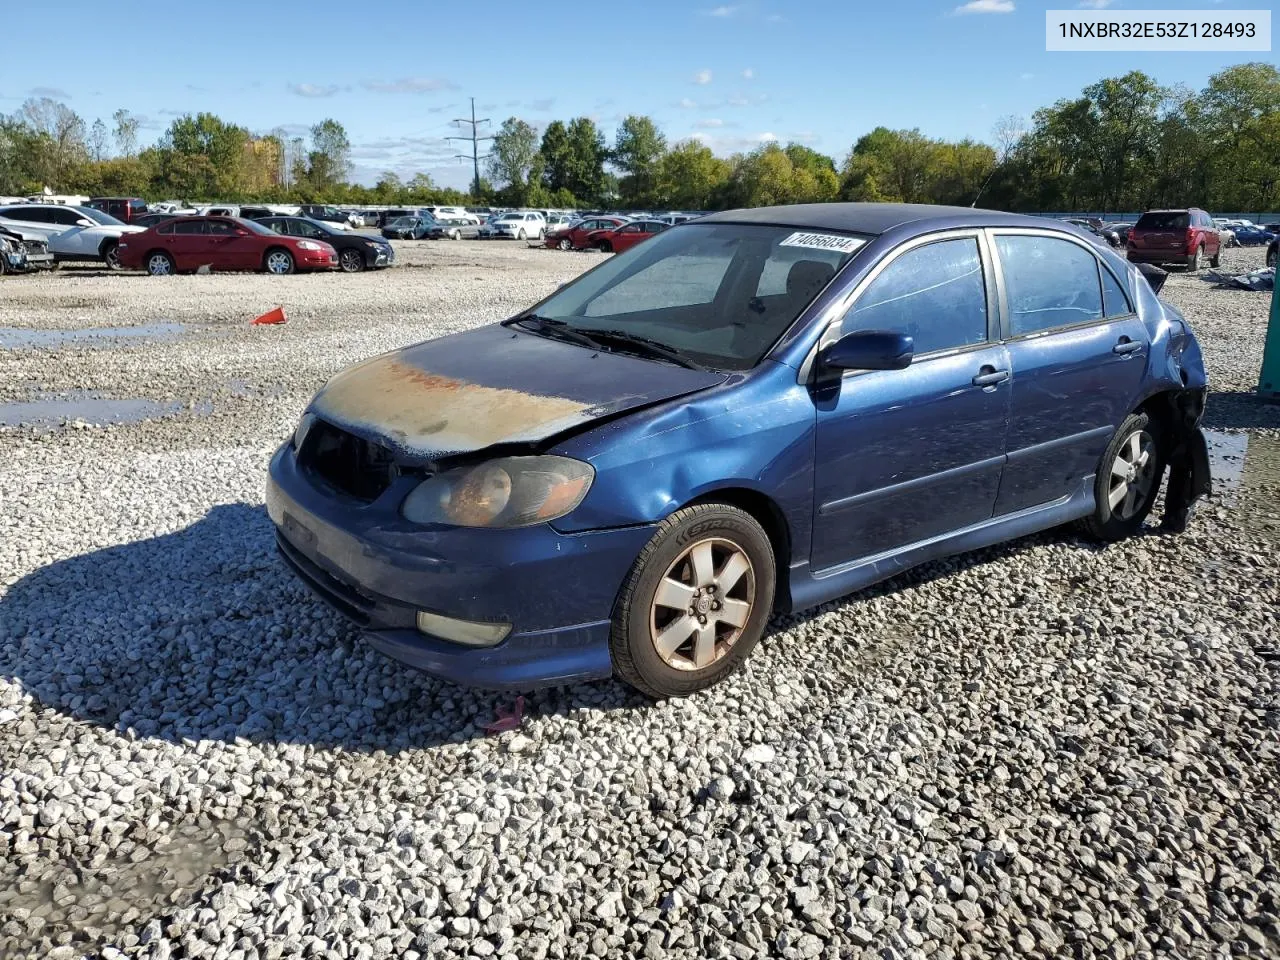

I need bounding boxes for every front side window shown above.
[996,235,1103,335]
[844,237,988,355]
[529,222,867,370]
[206,219,236,236]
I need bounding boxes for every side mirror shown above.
[77,218,95,227]
[819,330,914,371]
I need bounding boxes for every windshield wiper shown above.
[580,329,707,370]
[503,314,603,350]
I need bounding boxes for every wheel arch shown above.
[263,244,293,268]
[681,486,792,610]
[97,236,120,258]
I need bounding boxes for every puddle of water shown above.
[1204,429,1280,540]
[0,392,211,429]
[0,323,185,350]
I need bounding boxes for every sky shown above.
[4,0,1271,189]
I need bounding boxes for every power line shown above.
[446,97,494,196]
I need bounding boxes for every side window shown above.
[157,222,174,235]
[844,237,988,355]
[206,219,236,235]
[995,235,1103,336]
[174,219,207,235]
[7,207,47,222]
[621,224,642,234]
[1101,266,1133,317]
[54,208,85,225]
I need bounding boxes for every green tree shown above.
[657,140,731,208]
[112,108,140,157]
[612,115,667,208]
[488,117,542,204]
[306,119,351,192]
[18,97,87,187]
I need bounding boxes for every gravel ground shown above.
[1,241,1278,960]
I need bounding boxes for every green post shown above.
[1262,282,1280,401]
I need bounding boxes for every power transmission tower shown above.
[447,97,494,197]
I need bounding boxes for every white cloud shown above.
[757,132,778,142]
[1077,0,1114,6]
[704,4,739,15]
[693,69,713,85]
[28,86,71,99]
[727,95,750,107]
[678,97,698,109]
[696,118,726,128]
[742,68,755,80]
[361,77,457,94]
[954,0,1014,13]
[288,83,342,98]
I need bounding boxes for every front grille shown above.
[301,420,398,502]
[23,241,48,255]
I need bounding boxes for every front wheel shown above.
[450,228,461,240]
[1080,412,1165,542]
[611,504,776,699]
[265,248,295,275]
[102,240,122,270]
[557,237,572,251]
[517,229,527,240]
[339,248,364,273]
[146,251,175,276]
[596,240,613,253]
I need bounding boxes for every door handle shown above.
[972,367,1010,387]
[1113,338,1142,355]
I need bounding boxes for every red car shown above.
[585,219,670,254]
[543,216,630,250]
[116,216,338,275]
[1126,207,1220,271]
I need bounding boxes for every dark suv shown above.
[1127,208,1220,271]
[87,197,148,223]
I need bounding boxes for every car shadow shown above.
[0,503,649,753]
[1204,390,1280,431]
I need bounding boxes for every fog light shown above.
[416,610,511,647]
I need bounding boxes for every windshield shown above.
[76,206,126,226]
[524,222,868,370]
[390,217,415,227]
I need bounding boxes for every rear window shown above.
[1136,212,1189,231]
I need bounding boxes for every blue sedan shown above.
[268,203,1211,697]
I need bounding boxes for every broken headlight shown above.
[401,456,594,528]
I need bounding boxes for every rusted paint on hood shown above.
[307,324,730,459]
[312,354,593,457]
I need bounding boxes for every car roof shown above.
[695,202,1071,236]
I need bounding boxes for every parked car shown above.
[488,211,547,240]
[1229,224,1275,246]
[0,204,144,269]
[116,215,338,275]
[381,216,435,240]
[544,216,630,250]
[1127,208,1221,270]
[86,197,148,223]
[376,209,416,229]
[1101,222,1133,245]
[423,220,482,241]
[424,206,480,225]
[268,203,1211,697]
[586,218,670,253]
[0,224,54,273]
[131,213,180,229]
[259,216,394,272]
[298,205,350,229]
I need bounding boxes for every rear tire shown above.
[597,240,613,253]
[1267,245,1276,268]
[557,237,572,251]
[610,503,776,699]
[1187,245,1202,272]
[1209,247,1220,268]
[1080,412,1165,542]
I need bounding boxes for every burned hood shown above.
[309,323,728,459]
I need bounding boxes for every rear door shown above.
[991,230,1149,514]
[0,207,60,246]
[167,218,209,269]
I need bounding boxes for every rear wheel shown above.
[101,240,122,271]
[611,504,776,699]
[1080,412,1165,542]
[265,248,295,275]
[1187,244,1202,271]
[596,240,613,253]
[146,251,175,276]
[1267,244,1276,268]
[1209,248,1220,268]
[339,248,364,273]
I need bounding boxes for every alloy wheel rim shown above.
[149,255,171,275]
[268,252,290,273]
[649,537,755,672]
[1108,429,1158,520]
[340,250,360,271]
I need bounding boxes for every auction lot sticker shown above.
[780,233,866,254]
[1047,10,1270,51]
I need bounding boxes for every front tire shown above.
[339,248,364,273]
[611,504,776,699]
[596,240,613,253]
[517,228,527,240]
[1080,412,1165,542]
[102,240,122,271]
[557,237,572,251]
[265,248,295,275]
[146,251,175,276]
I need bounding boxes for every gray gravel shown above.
[1,240,1278,960]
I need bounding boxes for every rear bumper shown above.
[1127,249,1192,266]
[265,443,654,689]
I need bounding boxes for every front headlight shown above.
[293,413,317,451]
[297,240,322,251]
[401,455,593,528]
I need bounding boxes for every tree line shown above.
[1,63,1276,213]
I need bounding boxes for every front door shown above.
[991,231,1151,514]
[811,233,1011,571]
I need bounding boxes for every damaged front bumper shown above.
[1159,386,1212,533]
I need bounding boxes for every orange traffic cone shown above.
[251,306,287,325]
